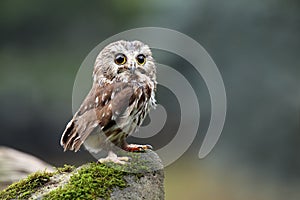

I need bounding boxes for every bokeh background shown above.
[1,0,300,199]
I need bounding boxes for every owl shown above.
[60,40,157,164]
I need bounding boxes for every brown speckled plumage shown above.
[60,40,157,156]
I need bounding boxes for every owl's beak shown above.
[128,62,136,73]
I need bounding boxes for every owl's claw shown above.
[124,144,153,152]
[98,151,130,165]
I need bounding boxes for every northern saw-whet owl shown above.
[60,40,157,164]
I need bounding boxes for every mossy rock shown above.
[0,150,164,200]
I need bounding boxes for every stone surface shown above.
[111,171,164,200]
[0,150,165,200]
[111,150,164,200]
[0,146,54,190]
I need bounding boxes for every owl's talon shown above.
[98,151,130,165]
[145,144,153,150]
[125,144,153,152]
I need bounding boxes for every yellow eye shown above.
[114,53,127,65]
[136,54,146,65]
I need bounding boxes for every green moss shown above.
[44,162,127,200]
[0,171,53,199]
[55,164,76,173]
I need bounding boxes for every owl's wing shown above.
[60,82,142,152]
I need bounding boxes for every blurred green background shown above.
[1,0,300,199]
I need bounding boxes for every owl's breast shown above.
[118,83,154,133]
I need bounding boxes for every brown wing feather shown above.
[60,82,140,151]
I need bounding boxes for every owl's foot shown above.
[124,144,153,152]
[98,151,130,165]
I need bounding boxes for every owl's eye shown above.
[115,53,127,65]
[136,54,146,65]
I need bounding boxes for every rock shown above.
[110,151,164,200]
[0,146,54,190]
[0,150,164,200]
[110,171,164,200]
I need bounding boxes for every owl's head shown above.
[93,40,156,84]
